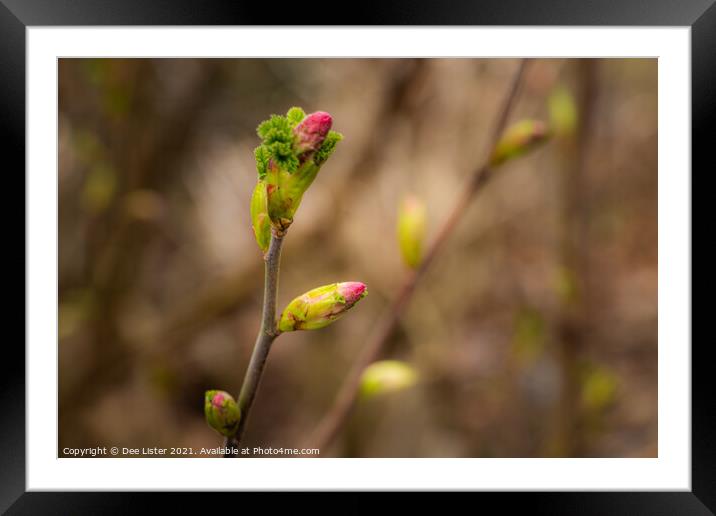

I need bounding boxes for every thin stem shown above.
[224,230,284,457]
[307,59,528,451]
[551,59,599,456]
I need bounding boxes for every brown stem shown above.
[551,59,599,457]
[307,59,529,451]
[224,230,284,457]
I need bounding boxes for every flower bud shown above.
[278,282,367,332]
[254,107,343,230]
[490,119,550,167]
[204,390,241,437]
[548,85,578,137]
[360,360,418,399]
[397,195,426,269]
[581,365,617,412]
[294,111,333,155]
[250,181,271,252]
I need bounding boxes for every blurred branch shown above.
[307,59,529,451]
[60,62,224,415]
[79,60,430,373]
[549,59,600,457]
[156,60,429,345]
[61,59,428,444]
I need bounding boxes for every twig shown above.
[307,59,529,450]
[224,230,285,457]
[72,60,429,401]
[158,60,427,344]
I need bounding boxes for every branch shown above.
[224,230,284,457]
[307,59,529,451]
[63,61,429,409]
[550,59,599,456]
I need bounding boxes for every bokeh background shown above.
[58,58,657,458]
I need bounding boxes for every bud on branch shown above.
[548,85,578,137]
[397,195,427,269]
[294,111,333,155]
[490,119,550,167]
[279,282,367,332]
[360,360,418,399]
[204,390,241,438]
[253,107,343,231]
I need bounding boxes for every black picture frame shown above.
[3,1,709,513]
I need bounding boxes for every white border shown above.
[27,27,690,490]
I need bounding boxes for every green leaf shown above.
[286,106,306,127]
[314,130,343,165]
[250,181,271,252]
[255,113,299,175]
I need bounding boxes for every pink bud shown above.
[278,281,368,332]
[211,392,226,407]
[204,390,241,437]
[294,111,333,154]
[337,282,367,305]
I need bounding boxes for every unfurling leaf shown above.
[250,181,271,252]
[254,107,343,230]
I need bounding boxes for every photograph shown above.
[57,57,658,459]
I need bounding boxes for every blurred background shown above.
[58,58,657,458]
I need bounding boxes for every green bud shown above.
[548,85,578,137]
[397,195,426,269]
[264,157,319,230]
[490,119,550,167]
[360,360,418,399]
[250,180,271,252]
[204,390,241,438]
[581,366,618,411]
[254,107,343,230]
[278,282,367,332]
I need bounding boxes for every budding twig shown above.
[224,230,284,456]
[218,108,356,455]
[307,59,529,451]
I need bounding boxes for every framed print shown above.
[4,0,710,512]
